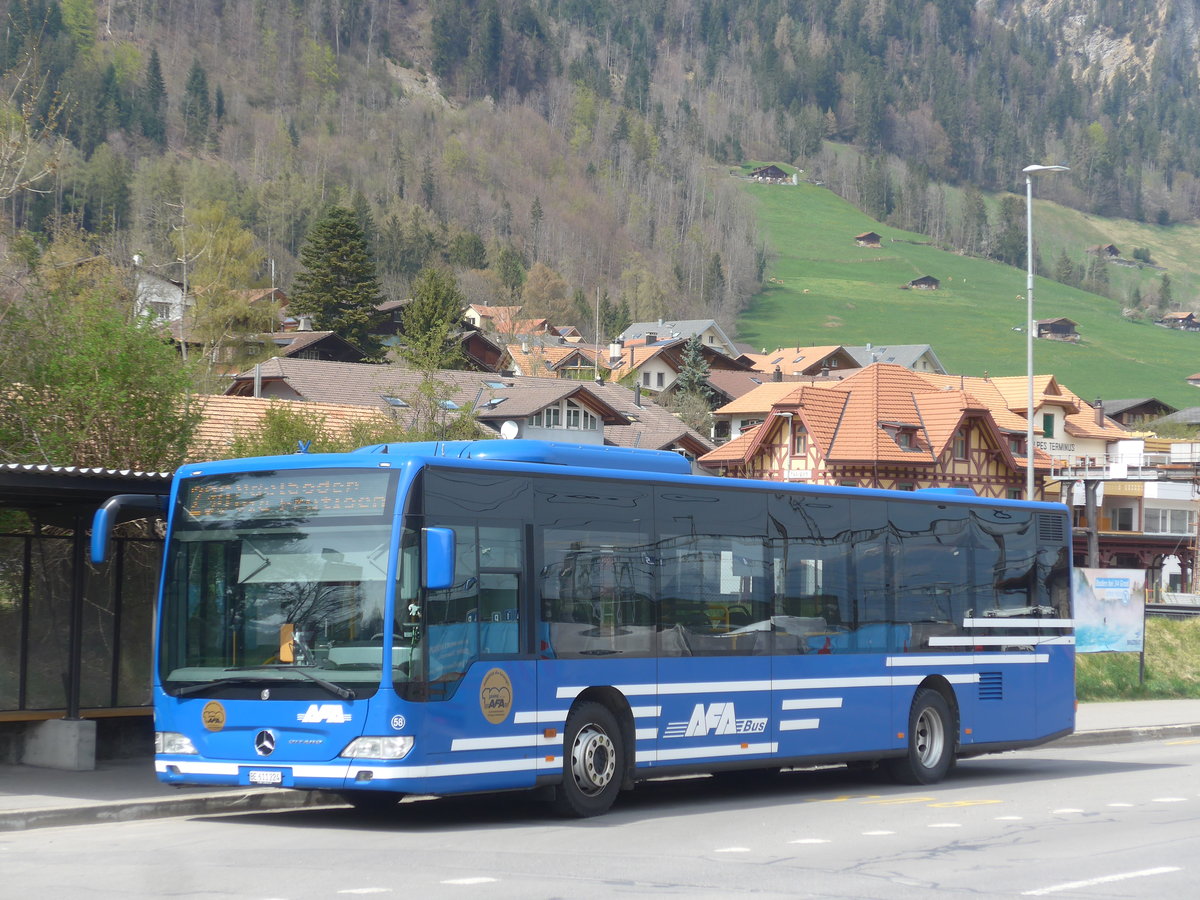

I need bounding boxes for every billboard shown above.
[1072,568,1145,653]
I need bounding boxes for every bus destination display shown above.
[182,471,393,523]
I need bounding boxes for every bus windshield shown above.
[160,470,398,693]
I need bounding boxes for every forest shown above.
[2,0,1199,341]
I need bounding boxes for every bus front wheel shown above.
[886,688,954,785]
[552,701,624,817]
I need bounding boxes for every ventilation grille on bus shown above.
[978,672,1004,701]
[1037,513,1066,544]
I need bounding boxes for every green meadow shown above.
[734,178,1200,409]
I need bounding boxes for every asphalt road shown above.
[3,737,1198,899]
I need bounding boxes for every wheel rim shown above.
[913,706,945,769]
[569,723,617,797]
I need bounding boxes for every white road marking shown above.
[863,830,895,836]
[338,891,391,896]
[928,823,961,828]
[789,838,831,844]
[995,816,1023,821]
[1107,802,1133,807]
[715,847,751,853]
[1051,808,1083,814]
[441,878,498,886]
[1152,797,1187,803]
[1021,866,1181,896]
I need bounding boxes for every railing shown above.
[1049,453,1200,482]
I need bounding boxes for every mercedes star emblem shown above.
[254,730,276,756]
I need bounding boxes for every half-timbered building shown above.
[698,363,1047,499]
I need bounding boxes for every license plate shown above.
[248,770,283,785]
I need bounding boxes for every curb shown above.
[0,787,337,833]
[1050,722,1200,748]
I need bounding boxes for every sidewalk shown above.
[3,699,1200,832]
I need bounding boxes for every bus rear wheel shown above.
[551,701,624,818]
[886,688,954,785]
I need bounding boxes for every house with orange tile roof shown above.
[190,395,394,461]
[699,364,1049,499]
[605,337,751,394]
[738,345,859,377]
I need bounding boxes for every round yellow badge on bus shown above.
[201,700,226,732]
[480,668,513,724]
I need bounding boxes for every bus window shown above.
[890,501,969,652]
[768,492,854,653]
[656,488,770,656]
[536,479,654,659]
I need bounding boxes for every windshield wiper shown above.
[228,664,356,700]
[175,666,355,700]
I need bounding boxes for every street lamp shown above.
[1023,163,1069,499]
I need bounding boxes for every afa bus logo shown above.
[663,702,768,738]
[479,668,513,724]
[296,704,353,724]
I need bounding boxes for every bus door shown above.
[533,480,659,775]
[655,489,774,772]
[417,468,539,791]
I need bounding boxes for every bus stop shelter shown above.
[0,463,171,769]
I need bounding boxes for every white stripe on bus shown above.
[886,654,1048,666]
[560,672,989,699]
[779,719,820,731]
[928,636,1075,646]
[962,619,1074,628]
[451,734,559,751]
[641,742,778,763]
[781,698,843,710]
[513,710,567,724]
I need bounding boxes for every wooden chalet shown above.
[854,232,882,248]
[699,363,1048,499]
[749,164,790,181]
[1036,317,1080,341]
[1157,311,1200,331]
[907,275,940,290]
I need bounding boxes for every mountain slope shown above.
[736,180,1200,409]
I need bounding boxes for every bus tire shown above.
[551,701,624,818]
[886,688,954,785]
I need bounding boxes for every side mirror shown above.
[422,527,455,590]
[91,494,167,564]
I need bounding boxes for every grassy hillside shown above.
[735,181,1200,409]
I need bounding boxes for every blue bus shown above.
[93,439,1074,817]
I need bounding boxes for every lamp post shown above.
[1023,163,1069,499]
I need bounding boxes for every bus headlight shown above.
[156,731,198,755]
[340,736,414,760]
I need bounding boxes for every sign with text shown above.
[1072,568,1145,653]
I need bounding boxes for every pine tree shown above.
[181,60,211,149]
[291,206,385,358]
[398,267,466,371]
[674,334,712,399]
[142,48,168,149]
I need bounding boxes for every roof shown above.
[739,345,855,375]
[1103,398,1179,417]
[256,330,366,360]
[222,359,712,453]
[1037,317,1078,326]
[843,344,947,374]
[714,381,818,416]
[1152,407,1200,427]
[617,318,736,351]
[0,463,172,511]
[700,364,1040,471]
[190,395,393,461]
